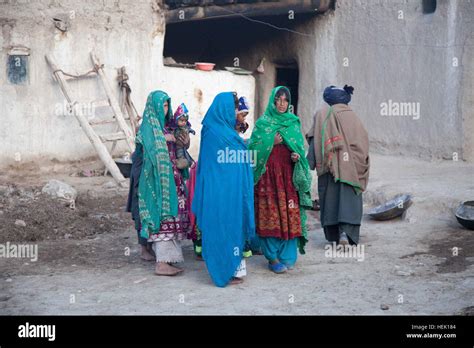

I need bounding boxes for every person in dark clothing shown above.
[307,85,370,246]
[126,143,155,261]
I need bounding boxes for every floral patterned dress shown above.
[148,138,191,242]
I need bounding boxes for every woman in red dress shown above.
[249,86,312,274]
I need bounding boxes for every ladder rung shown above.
[89,119,116,126]
[63,72,98,81]
[100,132,127,142]
[91,99,111,108]
[89,116,131,126]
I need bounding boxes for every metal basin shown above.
[455,201,474,230]
[366,194,412,221]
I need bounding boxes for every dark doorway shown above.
[163,15,305,70]
[422,0,436,14]
[276,66,299,115]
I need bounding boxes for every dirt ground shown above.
[0,154,473,315]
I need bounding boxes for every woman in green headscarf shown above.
[248,86,312,274]
[135,90,191,276]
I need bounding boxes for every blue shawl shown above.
[192,92,255,287]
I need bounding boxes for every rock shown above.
[102,181,117,189]
[0,185,14,197]
[15,219,26,227]
[81,169,94,177]
[380,304,390,310]
[42,180,77,208]
[18,188,35,200]
[5,278,12,282]
[396,270,414,276]
[87,190,100,199]
[64,233,72,239]
[133,277,147,284]
[0,185,9,195]
[92,213,110,220]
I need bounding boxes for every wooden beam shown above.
[89,119,117,126]
[165,0,333,23]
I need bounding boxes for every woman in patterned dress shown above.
[134,90,191,276]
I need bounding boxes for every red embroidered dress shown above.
[254,144,302,239]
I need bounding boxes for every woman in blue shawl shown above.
[192,92,256,287]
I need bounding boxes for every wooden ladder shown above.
[45,52,135,187]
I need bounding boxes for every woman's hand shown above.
[177,132,190,149]
[274,132,283,145]
[291,152,300,162]
[164,134,176,142]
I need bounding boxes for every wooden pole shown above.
[90,53,135,152]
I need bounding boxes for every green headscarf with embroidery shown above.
[136,90,178,239]
[248,86,312,253]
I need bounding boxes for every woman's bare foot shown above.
[229,277,244,285]
[155,262,182,276]
[140,246,155,261]
[168,263,184,272]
